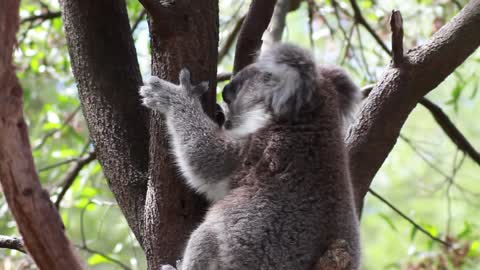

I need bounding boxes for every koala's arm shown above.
[140,69,242,201]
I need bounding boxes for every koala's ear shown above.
[222,83,237,104]
[317,65,361,122]
[256,43,317,122]
[191,81,209,97]
[179,68,192,89]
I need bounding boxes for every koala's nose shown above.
[224,120,232,129]
[215,103,225,127]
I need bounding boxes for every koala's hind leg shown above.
[179,226,220,270]
[313,239,355,270]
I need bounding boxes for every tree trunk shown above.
[140,1,219,267]
[60,0,149,247]
[0,1,83,269]
[61,0,219,268]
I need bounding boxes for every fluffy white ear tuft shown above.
[255,43,318,121]
[317,65,362,128]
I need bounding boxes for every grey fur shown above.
[140,43,361,270]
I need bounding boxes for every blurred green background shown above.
[1,0,479,269]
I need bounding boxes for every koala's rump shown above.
[203,184,359,270]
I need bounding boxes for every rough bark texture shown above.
[139,0,219,267]
[0,1,83,269]
[347,0,480,209]
[59,0,149,246]
[262,0,290,49]
[233,0,277,74]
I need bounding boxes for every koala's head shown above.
[221,65,275,138]
[221,44,321,138]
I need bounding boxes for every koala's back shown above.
[200,122,360,270]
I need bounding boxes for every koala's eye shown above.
[262,72,273,82]
[222,84,236,104]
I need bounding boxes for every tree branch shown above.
[21,11,61,24]
[368,189,451,247]
[33,106,81,150]
[0,1,84,269]
[348,2,480,210]
[131,9,147,33]
[217,72,232,82]
[390,10,404,67]
[0,235,26,253]
[54,151,97,208]
[262,0,290,49]
[233,0,277,74]
[218,15,246,64]
[419,98,480,166]
[349,0,391,55]
[361,84,480,168]
[60,0,149,248]
[139,0,218,267]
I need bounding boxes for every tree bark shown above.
[0,1,83,269]
[139,0,219,267]
[347,0,480,209]
[233,0,277,74]
[59,0,149,246]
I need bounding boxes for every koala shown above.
[140,43,361,270]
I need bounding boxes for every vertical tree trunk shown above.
[60,0,150,246]
[140,1,219,267]
[0,1,84,269]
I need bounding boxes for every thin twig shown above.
[21,11,61,24]
[33,106,81,150]
[0,235,26,253]
[131,9,147,33]
[331,0,350,41]
[76,245,132,270]
[218,15,246,64]
[312,2,335,37]
[400,134,450,178]
[349,0,391,55]
[54,151,97,208]
[307,0,315,48]
[340,23,356,65]
[368,189,451,247]
[445,150,465,235]
[78,201,131,270]
[355,24,374,80]
[419,98,480,166]
[39,158,78,172]
[217,72,232,82]
[361,85,480,167]
[390,10,404,67]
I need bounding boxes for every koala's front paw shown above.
[140,76,180,114]
[140,69,209,114]
[160,265,177,270]
[178,68,209,97]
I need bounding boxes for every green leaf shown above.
[81,187,98,198]
[410,226,418,241]
[87,254,110,266]
[468,241,480,257]
[458,222,472,239]
[378,213,398,232]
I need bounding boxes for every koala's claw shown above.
[179,68,192,89]
[191,81,209,96]
[140,69,207,113]
[139,76,178,114]
[160,265,177,270]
